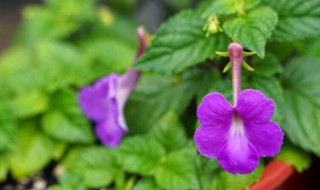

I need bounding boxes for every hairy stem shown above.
[228,42,243,106]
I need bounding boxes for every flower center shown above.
[230,116,245,135]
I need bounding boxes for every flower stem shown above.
[228,42,243,106]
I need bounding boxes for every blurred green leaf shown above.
[47,172,86,190]
[150,112,187,152]
[262,0,320,41]
[9,123,56,179]
[66,147,118,188]
[220,164,263,190]
[282,56,320,156]
[22,0,95,42]
[0,46,36,95]
[0,108,17,151]
[203,0,261,17]
[196,156,223,190]
[78,38,135,85]
[134,178,161,190]
[252,53,283,77]
[41,89,94,144]
[136,10,228,74]
[223,7,278,57]
[35,41,86,91]
[119,136,166,176]
[126,69,219,134]
[0,154,9,182]
[276,142,311,172]
[155,150,199,190]
[10,91,49,118]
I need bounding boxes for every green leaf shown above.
[126,69,219,134]
[41,89,94,144]
[119,136,166,176]
[150,112,187,152]
[262,0,320,41]
[136,10,228,74]
[23,0,95,42]
[47,172,86,190]
[0,108,17,151]
[203,0,261,17]
[252,53,283,77]
[282,56,320,156]
[9,123,56,179]
[220,164,263,190]
[155,150,199,190]
[0,154,9,181]
[66,147,118,188]
[10,91,49,118]
[35,41,87,91]
[196,156,223,190]
[248,76,284,123]
[134,178,161,190]
[78,38,135,85]
[223,7,278,57]
[276,142,311,172]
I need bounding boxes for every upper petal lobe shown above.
[197,92,233,126]
[78,74,118,122]
[236,89,274,123]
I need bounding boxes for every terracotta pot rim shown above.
[249,159,295,190]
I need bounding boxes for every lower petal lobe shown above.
[217,126,259,174]
[245,121,284,157]
[194,124,230,158]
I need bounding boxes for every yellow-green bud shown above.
[203,16,222,37]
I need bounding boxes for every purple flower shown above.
[78,27,147,147]
[195,41,284,174]
[194,89,284,174]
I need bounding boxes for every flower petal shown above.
[245,121,284,157]
[95,116,127,148]
[197,92,233,126]
[217,124,259,174]
[236,89,274,123]
[116,69,140,110]
[194,124,230,158]
[78,74,118,122]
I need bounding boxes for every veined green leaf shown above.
[252,53,283,77]
[66,147,118,188]
[223,7,278,57]
[203,0,261,17]
[150,112,187,152]
[118,136,166,176]
[9,124,56,179]
[282,56,320,156]
[41,89,94,144]
[136,10,228,74]
[155,150,199,190]
[262,0,320,41]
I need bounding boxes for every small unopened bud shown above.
[97,6,114,26]
[203,16,222,37]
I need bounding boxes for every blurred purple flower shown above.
[194,89,284,174]
[78,27,147,147]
